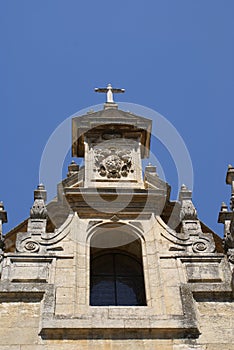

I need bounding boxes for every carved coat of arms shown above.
[94,148,133,179]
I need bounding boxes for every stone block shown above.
[160,257,177,269]
[186,263,221,283]
[197,301,234,316]
[0,327,39,345]
[10,262,49,282]
[146,268,161,290]
[55,302,74,315]
[124,318,150,328]
[206,345,234,350]
[108,306,150,319]
[173,346,206,350]
[76,243,87,255]
[60,241,75,255]
[43,345,92,350]
[20,346,47,350]
[164,287,183,315]
[77,254,87,269]
[55,268,75,287]
[146,254,158,269]
[76,287,87,305]
[56,258,74,268]
[161,268,180,287]
[56,287,74,304]
[145,241,156,255]
[77,268,87,283]
[143,340,173,350]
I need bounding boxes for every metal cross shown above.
[95,84,125,103]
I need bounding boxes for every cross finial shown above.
[95,84,125,103]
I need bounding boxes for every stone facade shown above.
[0,100,233,349]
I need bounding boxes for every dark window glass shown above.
[90,253,146,306]
[90,277,115,306]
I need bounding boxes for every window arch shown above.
[90,225,146,306]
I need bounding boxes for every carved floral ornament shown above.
[30,199,47,219]
[94,147,133,179]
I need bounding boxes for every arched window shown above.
[90,225,146,306]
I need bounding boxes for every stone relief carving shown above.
[23,240,40,253]
[180,200,197,221]
[30,199,48,219]
[192,239,213,253]
[161,222,215,254]
[94,147,133,179]
[30,183,48,220]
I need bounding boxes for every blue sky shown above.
[0,1,233,236]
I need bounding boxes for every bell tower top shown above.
[72,107,152,158]
[72,86,152,188]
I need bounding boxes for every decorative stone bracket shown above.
[179,185,215,253]
[161,185,215,253]
[16,184,72,254]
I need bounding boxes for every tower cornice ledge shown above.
[63,187,167,219]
